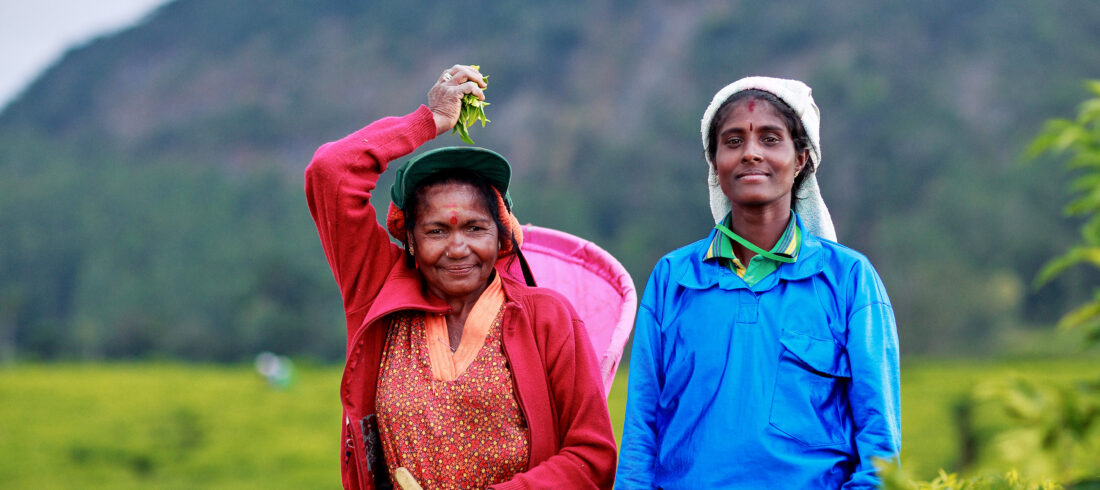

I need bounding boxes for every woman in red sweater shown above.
[305,64,616,489]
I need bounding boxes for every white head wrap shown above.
[700,76,837,241]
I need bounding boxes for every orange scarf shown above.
[424,274,505,381]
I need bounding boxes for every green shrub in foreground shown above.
[877,460,1063,490]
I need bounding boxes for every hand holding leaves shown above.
[453,65,490,144]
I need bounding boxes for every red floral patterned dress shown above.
[376,308,530,489]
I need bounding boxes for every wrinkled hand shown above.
[428,65,487,136]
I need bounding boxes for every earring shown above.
[408,244,415,255]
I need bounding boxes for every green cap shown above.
[390,146,512,210]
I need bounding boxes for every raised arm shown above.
[304,65,487,312]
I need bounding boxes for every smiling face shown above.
[409,181,500,305]
[713,97,809,214]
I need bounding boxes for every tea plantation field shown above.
[1,358,1094,488]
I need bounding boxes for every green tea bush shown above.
[877,460,1063,490]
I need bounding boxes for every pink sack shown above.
[501,224,637,396]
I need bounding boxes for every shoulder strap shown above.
[516,249,537,287]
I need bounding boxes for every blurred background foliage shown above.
[869,80,1100,489]
[960,81,1100,488]
[2,0,1100,362]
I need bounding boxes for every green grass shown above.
[0,362,342,489]
[1,357,1096,488]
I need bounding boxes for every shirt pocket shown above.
[768,329,851,447]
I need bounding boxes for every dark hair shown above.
[401,168,518,268]
[707,89,814,207]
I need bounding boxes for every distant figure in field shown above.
[305,64,616,489]
[616,76,901,489]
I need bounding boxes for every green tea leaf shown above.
[451,70,490,144]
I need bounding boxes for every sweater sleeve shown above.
[304,105,437,314]
[841,262,902,489]
[492,296,618,489]
[615,268,663,488]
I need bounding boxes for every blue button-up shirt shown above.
[617,215,901,489]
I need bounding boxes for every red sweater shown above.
[305,105,617,489]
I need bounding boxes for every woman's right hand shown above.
[427,64,488,136]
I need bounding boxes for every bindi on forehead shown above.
[748,100,755,112]
[442,204,461,225]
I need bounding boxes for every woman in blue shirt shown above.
[617,77,901,489]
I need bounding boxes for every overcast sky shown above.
[0,0,173,112]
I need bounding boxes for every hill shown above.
[2,0,1099,360]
